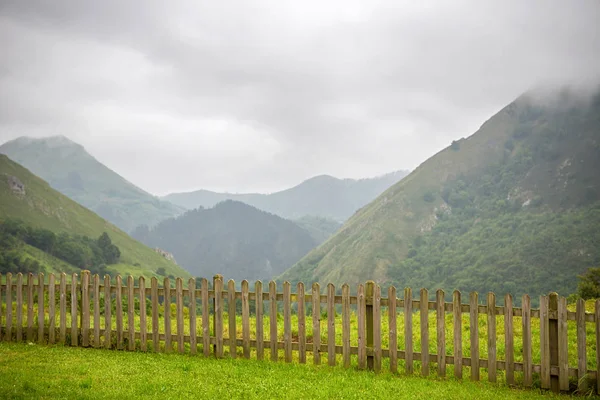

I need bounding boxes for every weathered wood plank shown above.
[522,294,532,387]
[163,277,172,353]
[16,273,22,342]
[82,271,90,347]
[241,280,250,359]
[388,286,397,373]
[576,298,587,394]
[453,290,462,379]
[71,273,78,346]
[373,284,382,373]
[297,282,306,364]
[0,274,2,342]
[104,275,111,349]
[93,274,100,348]
[342,284,351,369]
[504,293,514,386]
[139,277,147,352]
[27,273,34,342]
[312,283,321,365]
[151,277,159,352]
[558,296,568,391]
[59,273,66,345]
[487,292,497,383]
[436,289,446,377]
[48,274,56,345]
[357,284,366,369]
[255,280,264,360]
[327,283,336,367]
[116,275,124,349]
[405,287,413,374]
[188,278,196,355]
[176,277,184,354]
[284,281,292,363]
[5,273,12,342]
[549,293,559,393]
[596,300,600,395]
[269,281,277,362]
[540,295,550,389]
[38,273,45,344]
[201,278,210,356]
[420,288,429,377]
[228,279,237,358]
[127,275,135,351]
[366,281,374,370]
[469,292,479,381]
[214,275,224,358]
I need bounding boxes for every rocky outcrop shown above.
[4,174,25,196]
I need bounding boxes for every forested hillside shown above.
[0,136,184,233]
[132,201,317,281]
[279,87,600,299]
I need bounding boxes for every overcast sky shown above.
[1,1,599,195]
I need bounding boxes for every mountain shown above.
[0,136,184,233]
[131,200,318,281]
[279,86,600,300]
[293,215,342,244]
[0,154,190,278]
[162,170,409,222]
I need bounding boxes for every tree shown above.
[97,232,121,264]
[577,267,600,299]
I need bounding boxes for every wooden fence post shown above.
[365,280,374,370]
[82,271,90,347]
[213,274,223,358]
[38,273,45,344]
[71,273,78,346]
[548,292,559,393]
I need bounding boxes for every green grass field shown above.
[0,343,572,399]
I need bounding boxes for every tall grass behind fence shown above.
[0,271,598,395]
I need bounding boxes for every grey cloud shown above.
[1,0,599,194]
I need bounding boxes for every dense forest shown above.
[0,218,121,275]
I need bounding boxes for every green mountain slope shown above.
[162,170,409,222]
[132,200,317,281]
[0,136,184,233]
[293,215,342,244]
[0,154,189,278]
[279,87,600,299]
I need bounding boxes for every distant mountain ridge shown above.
[0,136,184,233]
[162,170,409,222]
[279,86,600,300]
[132,200,317,281]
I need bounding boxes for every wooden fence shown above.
[0,271,598,394]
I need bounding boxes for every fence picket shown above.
[388,286,397,373]
[164,277,172,353]
[453,290,462,379]
[177,278,184,354]
[214,275,224,358]
[201,278,209,356]
[127,275,135,351]
[38,273,45,344]
[60,273,66,345]
[487,292,497,383]
[16,273,22,342]
[596,300,600,395]
[420,288,429,377]
[327,283,336,367]
[357,283,366,369]
[297,282,306,364]
[405,287,413,374]
[228,279,237,358]
[93,274,100,348]
[82,271,89,347]
[576,298,587,393]
[540,295,550,389]
[151,277,159,352]
[48,274,56,345]
[116,275,124,349]
[241,280,250,359]
[436,289,446,377]
[269,281,277,362]
[312,283,321,365]
[0,274,2,342]
[140,277,147,352]
[558,296,568,391]
[5,273,12,342]
[469,292,479,381]
[504,293,514,386]
[373,284,382,373]
[522,294,532,387]
[71,273,78,347]
[343,284,351,368]
[255,281,264,360]
[188,278,196,355]
[27,273,33,342]
[284,281,292,363]
[104,275,111,349]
